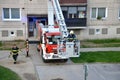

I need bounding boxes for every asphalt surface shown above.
[1,45,120,80]
[29,45,120,80]
[88,64,120,80]
[0,50,37,80]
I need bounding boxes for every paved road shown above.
[1,46,120,80]
[29,44,120,80]
[0,50,37,80]
[81,47,120,52]
[36,65,84,80]
[88,64,120,80]
[29,44,84,80]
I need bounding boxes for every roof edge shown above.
[60,3,87,6]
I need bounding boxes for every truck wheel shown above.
[41,49,49,63]
[63,59,68,62]
[43,59,49,63]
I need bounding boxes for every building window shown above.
[116,28,120,34]
[102,28,108,34]
[95,29,101,34]
[61,7,68,18]
[2,30,8,37]
[17,30,23,36]
[3,8,21,21]
[68,7,77,18]
[89,29,95,35]
[62,6,86,19]
[91,8,107,19]
[78,7,86,18]
[69,14,77,18]
[119,8,120,19]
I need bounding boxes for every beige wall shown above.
[79,26,120,40]
[0,0,120,40]
[79,0,120,40]
[87,0,120,26]
[0,0,47,41]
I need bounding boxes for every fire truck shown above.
[36,0,80,62]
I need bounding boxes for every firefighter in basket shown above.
[67,30,76,41]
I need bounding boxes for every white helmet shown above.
[70,30,74,34]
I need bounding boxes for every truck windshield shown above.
[48,36,60,44]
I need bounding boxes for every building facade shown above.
[60,0,120,40]
[0,0,120,41]
[0,0,47,41]
[85,0,120,40]
[59,0,87,40]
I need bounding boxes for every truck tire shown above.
[63,59,68,62]
[41,49,49,63]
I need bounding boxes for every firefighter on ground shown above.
[67,30,76,41]
[10,44,19,64]
[25,39,29,57]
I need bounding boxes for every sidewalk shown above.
[81,47,120,52]
[0,50,37,80]
[0,47,120,80]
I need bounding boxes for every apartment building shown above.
[60,0,87,40]
[84,0,120,39]
[60,0,120,40]
[0,0,47,41]
[0,0,87,41]
[0,0,120,41]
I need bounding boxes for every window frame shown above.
[95,29,101,34]
[118,8,120,19]
[61,6,86,19]
[68,7,77,18]
[90,7,107,20]
[2,8,21,21]
[78,7,86,18]
[68,13,77,18]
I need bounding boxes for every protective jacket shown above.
[11,47,19,55]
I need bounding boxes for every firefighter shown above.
[67,30,76,41]
[25,39,29,57]
[10,44,19,64]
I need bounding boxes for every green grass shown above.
[71,51,120,63]
[0,41,2,47]
[81,38,120,48]
[0,65,21,80]
[0,40,25,50]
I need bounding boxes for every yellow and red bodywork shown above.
[45,32,60,54]
[46,44,57,53]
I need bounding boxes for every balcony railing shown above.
[65,18,86,27]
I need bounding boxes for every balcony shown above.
[65,18,87,28]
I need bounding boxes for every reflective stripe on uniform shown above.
[12,50,19,53]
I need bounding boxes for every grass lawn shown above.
[0,65,21,80]
[71,51,120,63]
[0,40,25,50]
[81,38,120,48]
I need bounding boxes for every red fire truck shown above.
[36,0,80,62]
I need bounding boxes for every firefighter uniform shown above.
[11,45,19,64]
[67,30,76,41]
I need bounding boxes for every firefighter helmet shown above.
[70,30,74,34]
